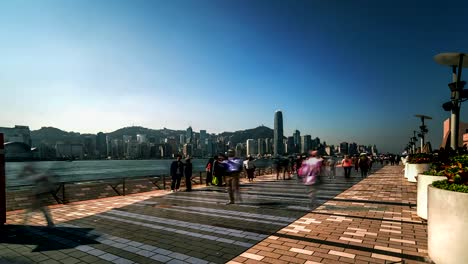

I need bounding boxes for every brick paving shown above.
[1,165,430,264]
[229,165,430,264]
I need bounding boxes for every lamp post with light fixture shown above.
[435,52,468,149]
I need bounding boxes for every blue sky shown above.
[1,0,468,153]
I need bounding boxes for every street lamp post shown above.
[415,114,432,151]
[434,53,468,149]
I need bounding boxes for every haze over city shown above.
[2,1,468,153]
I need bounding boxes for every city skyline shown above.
[2,1,468,154]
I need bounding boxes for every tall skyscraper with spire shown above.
[274,110,284,156]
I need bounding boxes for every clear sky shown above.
[1,0,468,153]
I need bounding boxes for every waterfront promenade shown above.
[1,165,430,264]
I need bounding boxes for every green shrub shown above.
[432,180,468,193]
[422,169,446,176]
[407,153,434,164]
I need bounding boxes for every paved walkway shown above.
[1,165,429,264]
[230,165,429,264]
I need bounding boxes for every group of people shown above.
[340,154,374,178]
[169,155,193,192]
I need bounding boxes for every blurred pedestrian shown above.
[19,163,55,228]
[224,149,243,204]
[299,150,322,208]
[341,155,353,178]
[184,157,193,192]
[205,157,215,186]
[243,156,256,182]
[329,157,337,181]
[213,154,225,187]
[273,156,282,180]
[358,154,369,178]
[170,154,184,192]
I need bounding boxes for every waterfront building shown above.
[180,134,186,145]
[96,132,107,158]
[183,143,193,157]
[246,139,256,157]
[235,143,243,157]
[257,138,266,156]
[442,118,468,148]
[274,110,284,156]
[106,136,113,157]
[301,135,312,153]
[56,143,84,159]
[112,139,125,159]
[186,126,193,143]
[340,142,349,155]
[265,138,272,154]
[165,137,177,156]
[83,136,96,159]
[136,134,147,144]
[349,143,358,155]
[286,136,295,154]
[0,125,32,146]
[199,130,207,146]
[3,142,33,161]
[126,139,139,159]
[372,145,378,156]
[293,130,301,153]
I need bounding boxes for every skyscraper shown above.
[301,135,312,153]
[293,130,301,153]
[274,110,284,156]
[257,138,266,156]
[246,139,256,157]
[96,132,107,158]
[286,136,295,154]
[186,126,193,143]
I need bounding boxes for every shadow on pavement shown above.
[0,225,100,252]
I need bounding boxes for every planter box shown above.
[428,185,468,264]
[406,163,430,182]
[416,174,445,219]
[404,163,409,178]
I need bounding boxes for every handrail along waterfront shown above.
[7,166,274,205]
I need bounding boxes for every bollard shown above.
[0,134,5,225]
[199,171,202,185]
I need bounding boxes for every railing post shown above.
[163,175,166,190]
[0,133,6,226]
[123,178,126,196]
[199,171,202,185]
[62,183,66,204]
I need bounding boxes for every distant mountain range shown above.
[31,126,276,146]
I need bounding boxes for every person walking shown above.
[358,154,370,178]
[170,154,184,192]
[353,156,359,173]
[20,164,55,228]
[243,156,256,182]
[282,158,290,180]
[213,154,225,187]
[273,156,282,180]
[224,149,243,204]
[341,155,353,178]
[299,150,323,208]
[205,157,215,186]
[329,157,337,181]
[184,157,193,192]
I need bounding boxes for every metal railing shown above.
[12,166,274,205]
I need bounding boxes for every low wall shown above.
[6,168,274,211]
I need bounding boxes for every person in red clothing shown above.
[341,155,353,178]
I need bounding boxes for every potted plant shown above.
[416,164,445,219]
[428,154,468,264]
[406,153,433,182]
